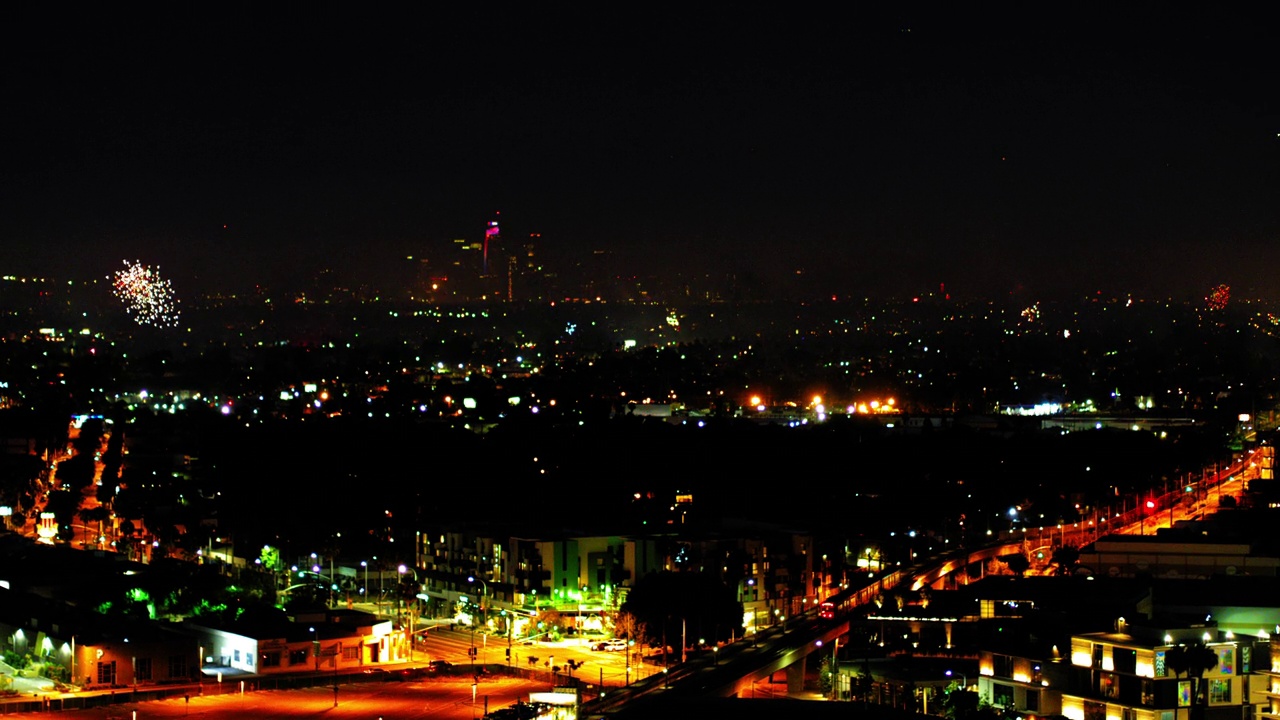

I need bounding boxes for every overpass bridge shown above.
[582,449,1266,717]
[582,542,1021,718]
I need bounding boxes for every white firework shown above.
[111,260,180,327]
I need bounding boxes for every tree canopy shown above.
[618,571,742,649]
[1050,546,1080,576]
[1000,553,1029,576]
[1166,643,1219,720]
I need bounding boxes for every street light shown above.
[398,564,420,661]
[946,669,968,691]
[310,626,320,672]
[468,575,490,667]
[468,575,489,630]
[830,636,840,700]
[397,564,407,620]
[360,561,368,609]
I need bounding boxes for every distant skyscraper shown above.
[446,213,511,302]
[483,213,501,276]
[507,254,518,302]
[448,236,483,301]
[521,233,546,302]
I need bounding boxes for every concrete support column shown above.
[786,656,807,695]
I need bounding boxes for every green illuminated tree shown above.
[818,655,834,695]
[259,545,283,573]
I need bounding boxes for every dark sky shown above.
[2,7,1277,299]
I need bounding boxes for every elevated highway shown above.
[582,542,1019,718]
[583,448,1266,717]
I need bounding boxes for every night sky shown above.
[2,7,1277,299]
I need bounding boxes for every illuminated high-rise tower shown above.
[483,212,501,276]
[521,233,545,302]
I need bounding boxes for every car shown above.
[593,639,628,651]
[427,660,453,672]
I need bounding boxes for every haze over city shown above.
[3,7,1278,300]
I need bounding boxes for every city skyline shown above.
[2,8,1277,300]
[5,10,1280,715]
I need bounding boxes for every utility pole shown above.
[831,637,840,700]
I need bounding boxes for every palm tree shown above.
[1165,643,1219,720]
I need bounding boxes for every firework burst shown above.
[111,260,180,327]
[1206,284,1230,312]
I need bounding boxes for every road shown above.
[12,418,111,548]
[419,627,664,689]
[1017,447,1262,564]
[1,676,546,719]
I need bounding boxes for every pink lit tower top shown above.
[483,212,501,275]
